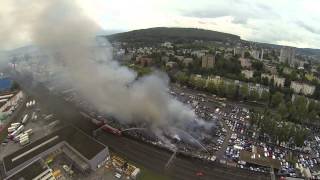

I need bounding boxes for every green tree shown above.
[190,77,206,90]
[249,89,260,101]
[260,90,270,102]
[207,81,216,94]
[217,81,226,97]
[226,83,237,99]
[270,92,284,107]
[175,71,189,85]
[239,84,249,100]
[278,102,288,119]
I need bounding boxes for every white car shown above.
[115,173,122,179]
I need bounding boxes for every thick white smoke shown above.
[1,0,198,128]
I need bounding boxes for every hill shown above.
[106,27,240,43]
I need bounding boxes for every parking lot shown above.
[0,98,62,160]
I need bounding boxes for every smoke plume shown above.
[1,0,199,128]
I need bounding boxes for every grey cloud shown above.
[296,21,320,34]
[182,1,278,25]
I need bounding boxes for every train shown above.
[82,112,122,136]
[101,123,122,136]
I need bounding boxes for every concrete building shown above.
[248,83,270,95]
[191,50,207,58]
[206,76,222,86]
[239,58,252,69]
[135,56,153,66]
[261,74,286,88]
[280,46,296,66]
[161,42,173,48]
[201,55,215,69]
[241,70,254,79]
[166,61,177,69]
[250,49,261,60]
[233,47,245,58]
[274,76,286,88]
[2,126,109,179]
[175,55,184,61]
[161,56,170,63]
[290,81,315,96]
[183,57,193,66]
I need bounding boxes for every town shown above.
[0,26,319,180]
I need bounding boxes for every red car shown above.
[196,171,204,177]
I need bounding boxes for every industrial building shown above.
[2,126,109,179]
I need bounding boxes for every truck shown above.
[21,114,29,124]
[11,123,21,128]
[25,129,33,135]
[9,125,24,139]
[20,137,29,146]
[44,114,53,121]
[13,133,25,142]
[7,126,16,133]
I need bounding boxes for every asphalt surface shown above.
[10,72,270,180]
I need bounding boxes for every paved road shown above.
[215,120,232,159]
[11,72,270,180]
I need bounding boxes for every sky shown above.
[1,0,319,49]
[77,0,320,49]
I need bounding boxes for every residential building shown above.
[274,76,286,88]
[248,83,269,95]
[202,54,215,69]
[264,64,277,74]
[206,76,222,85]
[161,42,173,48]
[239,58,252,69]
[261,74,286,88]
[241,70,254,79]
[290,81,315,95]
[191,50,207,58]
[234,47,245,58]
[166,61,177,69]
[135,56,153,66]
[183,57,193,66]
[161,56,170,63]
[175,55,184,61]
[280,46,296,66]
[250,49,261,60]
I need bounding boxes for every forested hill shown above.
[106,27,240,43]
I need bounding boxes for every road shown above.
[11,72,270,180]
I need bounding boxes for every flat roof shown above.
[239,150,281,169]
[3,126,106,172]
[9,159,47,180]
